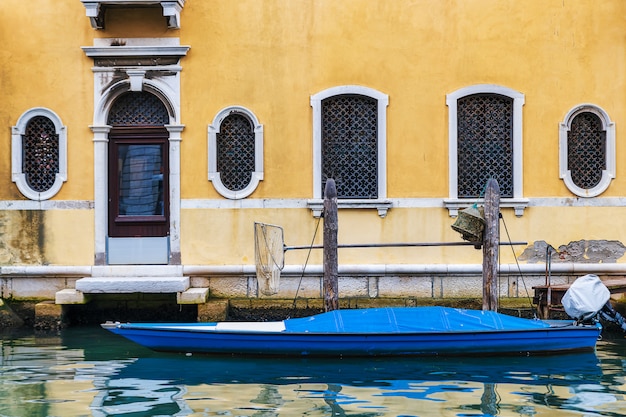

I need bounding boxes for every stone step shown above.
[75,276,190,294]
[55,285,209,305]
[177,287,209,304]
[55,289,89,304]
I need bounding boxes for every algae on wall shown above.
[0,211,45,265]
[0,298,24,327]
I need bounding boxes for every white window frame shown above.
[208,106,264,200]
[11,107,67,201]
[309,85,391,218]
[445,84,528,217]
[559,104,615,198]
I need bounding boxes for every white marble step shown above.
[55,285,209,305]
[75,276,189,293]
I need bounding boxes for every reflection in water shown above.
[92,378,191,417]
[1,327,626,416]
[481,383,499,415]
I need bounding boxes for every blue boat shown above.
[102,306,601,357]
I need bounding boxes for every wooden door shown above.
[108,126,169,238]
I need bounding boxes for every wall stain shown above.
[519,240,626,264]
[0,211,45,265]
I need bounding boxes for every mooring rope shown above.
[500,212,536,317]
[289,214,323,316]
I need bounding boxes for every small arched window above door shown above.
[108,91,170,126]
[12,108,67,200]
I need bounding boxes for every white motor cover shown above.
[562,274,610,320]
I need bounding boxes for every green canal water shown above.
[1,326,626,416]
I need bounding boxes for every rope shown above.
[289,215,323,316]
[500,212,536,317]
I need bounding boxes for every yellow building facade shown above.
[1,0,626,307]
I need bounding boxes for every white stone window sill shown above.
[307,199,393,218]
[444,198,529,217]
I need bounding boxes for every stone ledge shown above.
[75,276,189,293]
[55,289,89,304]
[177,287,209,304]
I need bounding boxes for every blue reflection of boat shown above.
[102,306,601,357]
[93,348,603,417]
[112,350,602,387]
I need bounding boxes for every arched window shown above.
[456,93,514,198]
[12,108,67,200]
[310,85,390,217]
[208,106,264,199]
[559,104,615,197]
[321,94,378,199]
[445,85,528,216]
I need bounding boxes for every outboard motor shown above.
[562,274,626,332]
[599,302,626,333]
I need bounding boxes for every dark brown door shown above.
[108,126,169,238]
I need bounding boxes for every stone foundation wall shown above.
[0,268,615,301]
[193,273,575,300]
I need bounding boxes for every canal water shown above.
[1,326,625,416]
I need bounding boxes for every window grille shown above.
[457,94,513,198]
[567,112,606,190]
[216,114,255,192]
[23,116,60,193]
[321,94,378,199]
[108,92,169,126]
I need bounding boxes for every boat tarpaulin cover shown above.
[562,274,610,320]
[283,307,552,333]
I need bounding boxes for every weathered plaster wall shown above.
[520,240,626,264]
[2,1,626,293]
[0,210,93,266]
[0,211,45,264]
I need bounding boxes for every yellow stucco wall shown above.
[178,0,626,199]
[2,1,626,267]
[178,0,626,266]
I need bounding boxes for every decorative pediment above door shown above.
[82,39,190,68]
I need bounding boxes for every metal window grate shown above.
[457,94,514,198]
[108,92,169,126]
[321,95,378,199]
[568,112,606,190]
[23,116,59,192]
[217,114,255,192]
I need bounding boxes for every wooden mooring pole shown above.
[482,178,500,311]
[323,179,339,312]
